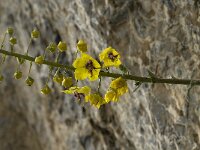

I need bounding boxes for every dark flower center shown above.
[74,92,85,100]
[108,52,118,61]
[85,60,95,75]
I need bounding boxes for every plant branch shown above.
[1,49,200,85]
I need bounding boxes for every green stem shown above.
[0,49,200,85]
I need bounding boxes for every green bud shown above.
[7,27,14,35]
[17,57,25,64]
[46,42,57,53]
[25,76,34,86]
[62,77,73,88]
[35,55,44,64]
[0,74,4,82]
[14,71,22,79]
[31,29,40,38]
[9,37,17,45]
[77,40,87,53]
[57,41,67,52]
[41,85,51,95]
[53,74,63,85]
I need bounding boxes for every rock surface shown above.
[0,0,200,150]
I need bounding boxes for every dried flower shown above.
[14,71,22,79]
[9,37,17,45]
[57,41,67,52]
[35,55,44,64]
[62,77,73,88]
[46,42,57,53]
[31,29,40,38]
[7,27,14,35]
[77,40,87,53]
[41,85,51,95]
[25,76,34,86]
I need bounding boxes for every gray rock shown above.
[0,0,200,150]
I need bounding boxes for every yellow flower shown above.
[85,93,106,109]
[110,77,128,96]
[99,47,121,68]
[105,90,119,103]
[105,77,128,102]
[77,40,87,53]
[73,53,101,81]
[63,86,91,101]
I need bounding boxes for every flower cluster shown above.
[62,41,128,108]
[63,76,128,108]
[0,28,129,109]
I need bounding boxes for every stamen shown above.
[108,52,118,61]
[85,60,95,76]
[74,92,85,100]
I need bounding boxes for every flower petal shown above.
[77,86,91,95]
[74,68,89,80]
[105,90,119,103]
[62,86,78,94]
[74,59,86,68]
[88,69,100,81]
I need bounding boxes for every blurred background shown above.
[0,0,200,149]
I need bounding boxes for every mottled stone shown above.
[0,0,200,150]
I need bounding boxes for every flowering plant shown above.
[0,28,199,109]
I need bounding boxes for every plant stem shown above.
[0,49,200,85]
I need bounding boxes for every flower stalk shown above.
[0,48,200,86]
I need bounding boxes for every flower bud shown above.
[31,29,40,38]
[9,37,17,45]
[35,55,44,64]
[57,41,67,52]
[46,42,57,53]
[77,40,87,53]
[14,71,22,79]
[25,76,34,86]
[41,85,51,95]
[7,27,14,35]
[0,74,4,82]
[17,57,25,64]
[62,77,73,88]
[53,73,63,85]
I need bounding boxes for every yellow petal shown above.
[62,77,73,88]
[88,69,100,81]
[62,86,78,94]
[105,90,118,103]
[77,86,91,95]
[87,94,105,108]
[74,68,89,80]
[114,59,121,67]
[99,47,112,61]
[73,57,87,68]
[92,59,101,69]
